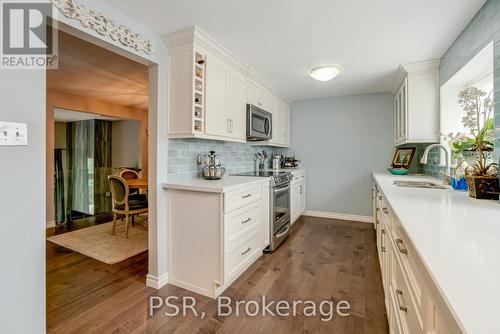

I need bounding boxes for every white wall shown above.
[0,70,46,333]
[0,1,169,332]
[290,93,394,217]
[112,120,140,169]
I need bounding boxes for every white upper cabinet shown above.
[393,60,440,146]
[227,69,247,140]
[205,50,230,137]
[165,26,290,145]
[247,81,268,111]
[268,94,281,145]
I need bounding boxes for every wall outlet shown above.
[0,122,28,146]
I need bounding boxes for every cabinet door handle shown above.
[378,196,382,200]
[241,247,251,255]
[299,185,302,194]
[382,207,389,214]
[227,119,231,133]
[241,194,252,199]
[396,239,408,255]
[241,218,251,224]
[395,289,408,312]
[381,229,386,252]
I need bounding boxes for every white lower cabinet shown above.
[167,180,270,298]
[373,180,463,334]
[290,169,306,224]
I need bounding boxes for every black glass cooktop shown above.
[232,171,289,177]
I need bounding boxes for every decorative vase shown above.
[466,176,499,200]
[462,150,494,166]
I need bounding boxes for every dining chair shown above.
[108,175,148,238]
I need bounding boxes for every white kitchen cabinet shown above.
[268,94,281,145]
[167,180,269,298]
[282,102,291,146]
[247,81,268,111]
[290,169,306,224]
[373,178,464,334]
[204,50,230,137]
[165,26,289,144]
[392,60,440,146]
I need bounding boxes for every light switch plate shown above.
[0,122,28,146]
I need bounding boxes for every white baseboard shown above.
[46,221,56,229]
[303,210,373,223]
[146,272,169,289]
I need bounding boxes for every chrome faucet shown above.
[420,144,451,185]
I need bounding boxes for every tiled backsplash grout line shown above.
[168,139,280,178]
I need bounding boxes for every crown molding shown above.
[392,59,440,94]
[163,26,290,103]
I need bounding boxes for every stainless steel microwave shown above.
[246,104,272,141]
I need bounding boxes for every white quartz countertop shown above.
[372,172,500,334]
[162,175,269,193]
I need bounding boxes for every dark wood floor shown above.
[47,216,388,333]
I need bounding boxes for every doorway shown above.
[45,27,154,332]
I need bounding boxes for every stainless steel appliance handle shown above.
[274,185,289,195]
[276,224,290,238]
[264,116,271,137]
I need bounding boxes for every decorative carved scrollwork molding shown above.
[52,0,153,55]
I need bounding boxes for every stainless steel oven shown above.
[246,104,272,141]
[268,173,292,251]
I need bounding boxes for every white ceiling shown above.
[103,0,486,101]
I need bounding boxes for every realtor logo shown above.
[1,0,58,69]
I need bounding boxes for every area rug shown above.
[47,221,147,264]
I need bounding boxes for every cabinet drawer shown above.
[225,228,261,282]
[225,201,261,249]
[392,218,425,312]
[391,240,424,334]
[377,194,393,234]
[224,184,262,213]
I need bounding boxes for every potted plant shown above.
[443,87,498,199]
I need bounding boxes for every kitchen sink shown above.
[393,180,448,189]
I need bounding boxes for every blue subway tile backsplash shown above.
[167,139,278,178]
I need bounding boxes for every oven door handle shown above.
[276,224,290,238]
[274,185,290,194]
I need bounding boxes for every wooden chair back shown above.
[108,175,129,207]
[119,169,139,180]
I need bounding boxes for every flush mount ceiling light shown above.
[309,65,343,81]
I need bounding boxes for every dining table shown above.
[126,178,148,190]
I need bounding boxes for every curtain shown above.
[93,120,112,214]
[54,149,67,224]
[67,120,95,215]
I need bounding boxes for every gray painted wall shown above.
[0,70,46,332]
[289,93,394,217]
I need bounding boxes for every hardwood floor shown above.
[47,216,388,333]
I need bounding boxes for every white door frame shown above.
[47,2,169,289]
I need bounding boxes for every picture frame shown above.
[391,147,416,169]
